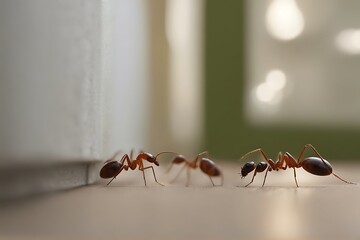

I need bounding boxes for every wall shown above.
[102,0,150,156]
[0,0,105,199]
[0,0,102,166]
[0,0,153,199]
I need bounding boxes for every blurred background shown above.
[1,0,360,198]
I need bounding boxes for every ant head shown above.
[100,161,123,179]
[140,152,160,166]
[152,157,160,166]
[140,151,178,166]
[240,161,255,178]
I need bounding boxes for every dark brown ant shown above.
[166,151,223,186]
[239,144,355,187]
[100,150,177,186]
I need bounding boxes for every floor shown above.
[1,163,359,240]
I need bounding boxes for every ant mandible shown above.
[100,150,177,186]
[166,151,224,187]
[239,144,355,187]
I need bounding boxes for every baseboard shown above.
[0,160,102,202]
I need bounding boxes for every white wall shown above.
[102,0,150,157]
[0,0,103,167]
[0,0,153,172]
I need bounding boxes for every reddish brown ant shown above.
[239,144,355,187]
[100,150,177,186]
[166,151,223,186]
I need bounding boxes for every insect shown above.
[100,150,177,186]
[166,151,223,186]
[239,144,355,187]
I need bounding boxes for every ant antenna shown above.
[155,151,179,158]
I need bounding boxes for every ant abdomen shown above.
[301,157,332,176]
[100,161,124,179]
[199,158,221,176]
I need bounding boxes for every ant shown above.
[239,144,355,187]
[100,150,177,186]
[166,151,223,187]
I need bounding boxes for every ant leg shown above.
[206,172,223,186]
[293,168,299,187]
[297,144,355,184]
[208,175,215,186]
[197,151,209,158]
[141,166,165,186]
[245,171,257,187]
[332,172,355,184]
[104,150,123,164]
[166,159,182,173]
[186,168,191,187]
[166,154,186,173]
[136,161,147,186]
[261,167,271,187]
[166,162,175,173]
[276,151,286,169]
[130,149,134,160]
[141,165,147,186]
[107,177,116,186]
[170,164,187,183]
[119,154,133,166]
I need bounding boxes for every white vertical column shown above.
[102,0,150,157]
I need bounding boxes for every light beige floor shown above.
[1,163,359,240]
